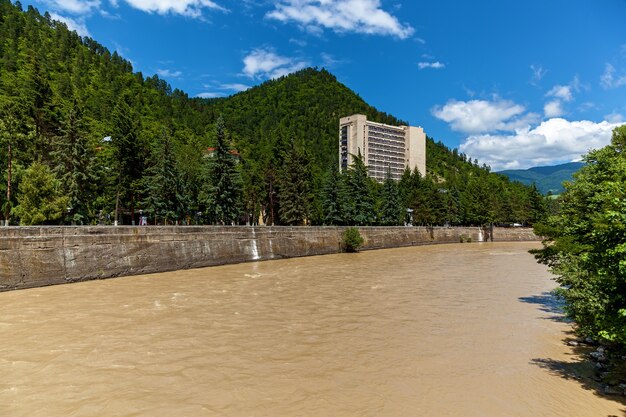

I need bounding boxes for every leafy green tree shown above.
[202,116,241,225]
[278,141,312,225]
[378,169,404,225]
[533,125,626,345]
[13,160,68,225]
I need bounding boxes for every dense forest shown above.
[0,1,546,226]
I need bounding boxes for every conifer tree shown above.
[52,101,95,223]
[13,160,68,225]
[378,169,404,226]
[321,167,343,225]
[141,129,185,224]
[342,151,376,225]
[278,141,312,225]
[203,116,241,225]
[111,97,143,224]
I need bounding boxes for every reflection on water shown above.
[0,242,624,416]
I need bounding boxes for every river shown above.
[0,242,624,416]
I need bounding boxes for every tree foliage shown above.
[13,160,68,225]
[533,125,626,346]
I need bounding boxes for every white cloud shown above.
[418,61,445,70]
[156,68,182,78]
[546,85,573,102]
[44,0,101,14]
[432,99,538,134]
[460,118,621,170]
[543,100,564,118]
[242,48,308,79]
[530,64,546,84]
[219,83,251,92]
[267,0,414,39]
[196,92,225,98]
[601,63,626,89]
[50,13,91,36]
[120,0,227,16]
[605,112,624,124]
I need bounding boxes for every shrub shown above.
[342,227,364,253]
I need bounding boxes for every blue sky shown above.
[23,0,626,170]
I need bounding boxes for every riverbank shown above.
[0,226,539,291]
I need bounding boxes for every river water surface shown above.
[1,242,624,416]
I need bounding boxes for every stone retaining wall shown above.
[0,226,539,291]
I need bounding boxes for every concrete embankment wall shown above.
[0,226,539,291]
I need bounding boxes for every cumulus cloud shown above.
[418,61,445,70]
[605,112,624,124]
[546,84,573,102]
[601,63,626,89]
[266,0,414,39]
[432,99,538,134]
[460,118,621,170]
[543,100,564,118]
[243,48,308,79]
[542,79,581,117]
[50,13,91,36]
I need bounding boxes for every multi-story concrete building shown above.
[339,114,426,182]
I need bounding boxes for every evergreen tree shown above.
[52,101,95,223]
[203,116,241,225]
[111,96,143,224]
[342,151,376,225]
[13,160,68,225]
[278,141,312,225]
[321,167,343,225]
[141,129,186,224]
[378,169,404,225]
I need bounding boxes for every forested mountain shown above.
[498,162,584,195]
[0,0,546,226]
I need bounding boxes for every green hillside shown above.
[498,162,584,195]
[0,1,545,226]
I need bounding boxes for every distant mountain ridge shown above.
[498,162,585,194]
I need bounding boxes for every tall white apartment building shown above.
[339,114,426,182]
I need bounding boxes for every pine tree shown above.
[278,141,312,225]
[321,167,343,225]
[111,96,143,224]
[13,160,69,225]
[203,116,241,225]
[141,129,186,224]
[378,169,404,226]
[52,101,95,224]
[342,151,376,225]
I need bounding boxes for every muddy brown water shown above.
[1,242,624,416]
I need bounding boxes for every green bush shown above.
[342,227,364,253]
[342,227,363,252]
[460,234,472,243]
